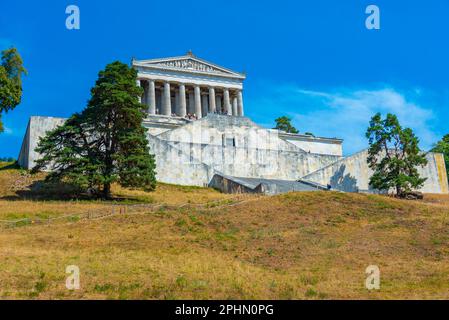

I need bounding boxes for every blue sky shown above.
[1,0,448,157]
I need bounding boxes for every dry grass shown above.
[0,162,448,299]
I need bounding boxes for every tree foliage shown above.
[366,113,427,197]
[33,61,156,199]
[431,134,449,183]
[274,116,299,134]
[0,157,15,162]
[0,48,27,132]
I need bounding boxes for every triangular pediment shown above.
[134,54,245,79]
[151,58,229,74]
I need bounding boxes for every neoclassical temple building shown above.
[17,53,449,195]
[134,51,245,118]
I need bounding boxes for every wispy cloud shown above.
[3,126,13,135]
[1,124,22,137]
[251,85,438,155]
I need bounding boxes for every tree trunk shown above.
[103,183,112,200]
[396,185,403,198]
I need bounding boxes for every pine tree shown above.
[274,116,299,134]
[33,61,156,199]
[366,113,427,197]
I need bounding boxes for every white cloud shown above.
[2,126,13,135]
[252,85,438,155]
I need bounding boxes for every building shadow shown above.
[330,164,359,192]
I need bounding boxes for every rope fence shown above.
[0,194,263,229]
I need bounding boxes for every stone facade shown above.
[18,116,66,169]
[302,149,449,194]
[17,114,448,194]
[145,114,341,186]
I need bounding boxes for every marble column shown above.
[156,89,162,114]
[208,87,216,113]
[136,79,142,103]
[194,85,202,118]
[178,84,187,117]
[147,80,156,115]
[216,95,222,114]
[188,91,195,114]
[237,90,244,116]
[162,82,171,116]
[232,96,238,116]
[223,88,231,115]
[201,93,209,117]
[175,90,180,115]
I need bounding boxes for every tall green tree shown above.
[274,116,299,134]
[0,48,27,132]
[33,61,156,199]
[431,134,449,182]
[366,113,428,197]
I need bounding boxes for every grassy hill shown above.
[0,162,448,299]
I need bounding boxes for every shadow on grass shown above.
[0,162,20,171]
[0,179,153,204]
